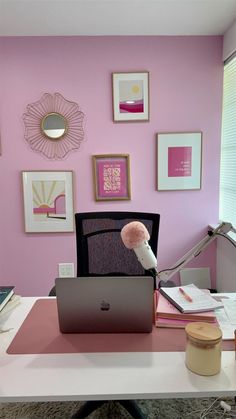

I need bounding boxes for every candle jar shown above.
[185,322,222,376]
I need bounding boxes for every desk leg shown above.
[119,400,147,419]
[71,401,106,418]
[71,400,147,419]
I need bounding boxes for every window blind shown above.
[219,56,236,227]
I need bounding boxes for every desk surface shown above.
[1,296,236,403]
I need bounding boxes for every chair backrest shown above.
[75,211,160,277]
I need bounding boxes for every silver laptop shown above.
[55,276,154,333]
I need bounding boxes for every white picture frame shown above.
[22,170,74,233]
[156,132,202,191]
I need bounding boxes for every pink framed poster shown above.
[93,154,131,201]
[22,171,74,232]
[156,132,202,191]
[112,72,149,122]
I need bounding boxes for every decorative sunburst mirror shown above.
[23,93,85,159]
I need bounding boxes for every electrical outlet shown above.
[58,263,75,278]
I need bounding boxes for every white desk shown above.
[0,297,236,403]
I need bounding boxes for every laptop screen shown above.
[55,276,154,333]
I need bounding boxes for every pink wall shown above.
[0,36,223,296]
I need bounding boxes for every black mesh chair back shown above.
[75,211,160,277]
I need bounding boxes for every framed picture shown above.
[112,72,149,122]
[92,154,131,201]
[156,132,202,191]
[22,171,74,232]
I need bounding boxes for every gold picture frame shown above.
[112,72,149,122]
[92,154,131,201]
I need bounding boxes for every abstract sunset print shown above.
[119,80,144,113]
[32,180,66,221]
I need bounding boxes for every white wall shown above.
[223,19,236,61]
[217,236,236,292]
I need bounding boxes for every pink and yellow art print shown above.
[112,72,149,122]
[119,80,144,114]
[32,180,66,220]
[93,155,131,201]
[22,171,74,232]
[156,132,202,191]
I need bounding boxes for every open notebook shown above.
[55,276,154,333]
[159,284,223,314]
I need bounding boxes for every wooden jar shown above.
[185,322,222,376]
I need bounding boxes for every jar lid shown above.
[185,322,222,344]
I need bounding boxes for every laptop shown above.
[55,276,154,333]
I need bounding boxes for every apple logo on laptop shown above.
[100,300,110,311]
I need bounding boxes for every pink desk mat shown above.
[7,299,234,355]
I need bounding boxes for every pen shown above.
[179,287,193,302]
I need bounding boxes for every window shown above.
[219,56,236,227]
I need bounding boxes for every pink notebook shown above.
[156,317,218,329]
[156,291,216,322]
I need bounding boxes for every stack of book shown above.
[0,286,20,317]
[155,284,223,328]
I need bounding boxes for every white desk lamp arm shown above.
[157,222,236,283]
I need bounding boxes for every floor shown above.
[0,397,235,418]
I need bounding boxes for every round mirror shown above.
[23,93,85,159]
[41,112,67,140]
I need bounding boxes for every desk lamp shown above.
[157,221,236,287]
[121,221,236,289]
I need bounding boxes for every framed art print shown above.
[112,72,149,122]
[93,154,131,201]
[156,132,202,191]
[22,170,74,232]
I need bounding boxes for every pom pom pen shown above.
[179,287,193,303]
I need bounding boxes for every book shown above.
[0,286,15,312]
[156,291,217,322]
[156,317,194,328]
[158,284,223,314]
[156,315,219,329]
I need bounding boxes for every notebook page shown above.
[222,299,236,324]
[160,284,223,313]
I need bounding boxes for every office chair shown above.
[48,211,160,297]
[69,211,160,419]
[75,211,160,278]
